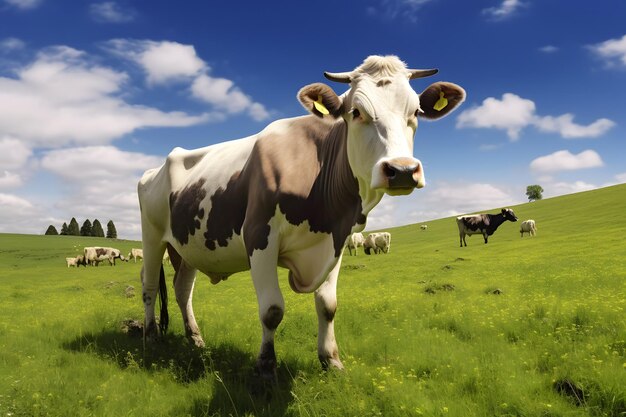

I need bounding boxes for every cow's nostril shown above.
[383,162,396,179]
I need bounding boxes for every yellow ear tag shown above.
[313,95,329,115]
[433,91,448,112]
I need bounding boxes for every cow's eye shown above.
[351,108,361,119]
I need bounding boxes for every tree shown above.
[91,219,105,237]
[45,225,58,235]
[526,185,544,202]
[106,220,117,239]
[60,222,69,235]
[68,217,80,236]
[80,219,93,236]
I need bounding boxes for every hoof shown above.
[144,320,160,342]
[190,334,206,348]
[319,353,344,371]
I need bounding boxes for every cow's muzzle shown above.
[376,157,425,195]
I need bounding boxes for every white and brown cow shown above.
[346,232,365,256]
[84,246,126,266]
[456,208,518,247]
[138,55,465,378]
[363,232,392,254]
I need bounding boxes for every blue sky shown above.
[0,0,625,239]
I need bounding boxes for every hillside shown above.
[0,184,624,417]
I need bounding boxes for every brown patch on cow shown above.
[262,305,284,330]
[95,248,108,257]
[170,178,207,245]
[203,117,366,259]
[204,171,247,251]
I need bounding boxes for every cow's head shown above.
[502,208,518,222]
[298,55,465,197]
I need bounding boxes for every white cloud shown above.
[105,39,206,84]
[366,0,435,22]
[533,114,615,138]
[0,37,26,51]
[104,39,270,121]
[0,46,209,147]
[191,74,270,121]
[616,172,626,183]
[457,93,615,140]
[482,0,524,20]
[422,182,515,215]
[589,34,626,68]
[539,45,558,54]
[0,171,22,189]
[530,150,604,173]
[90,2,135,23]
[0,137,32,170]
[4,0,41,10]
[40,146,162,181]
[543,181,597,198]
[456,93,536,140]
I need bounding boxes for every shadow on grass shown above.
[63,329,296,416]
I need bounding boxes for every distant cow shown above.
[364,232,391,254]
[66,257,78,267]
[456,208,518,247]
[128,248,144,263]
[520,219,537,237]
[420,224,428,230]
[346,232,365,256]
[84,247,126,266]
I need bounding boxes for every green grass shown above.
[1,184,625,416]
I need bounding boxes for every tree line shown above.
[44,218,117,238]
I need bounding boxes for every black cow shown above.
[456,208,518,247]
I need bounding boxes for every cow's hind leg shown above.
[141,230,167,343]
[169,245,205,348]
[315,257,344,370]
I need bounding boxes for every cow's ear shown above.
[418,82,466,120]
[298,83,344,118]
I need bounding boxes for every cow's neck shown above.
[488,213,507,232]
[309,120,367,226]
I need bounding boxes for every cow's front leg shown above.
[314,257,344,370]
[250,249,284,380]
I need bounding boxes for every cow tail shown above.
[158,265,169,335]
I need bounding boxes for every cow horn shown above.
[408,69,439,80]
[324,71,352,84]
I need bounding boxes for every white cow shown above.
[420,224,428,230]
[128,248,144,263]
[520,219,537,237]
[66,257,78,267]
[84,247,126,266]
[364,232,392,254]
[346,232,365,256]
[138,55,465,377]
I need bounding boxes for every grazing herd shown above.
[65,246,147,267]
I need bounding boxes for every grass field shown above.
[1,184,625,416]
